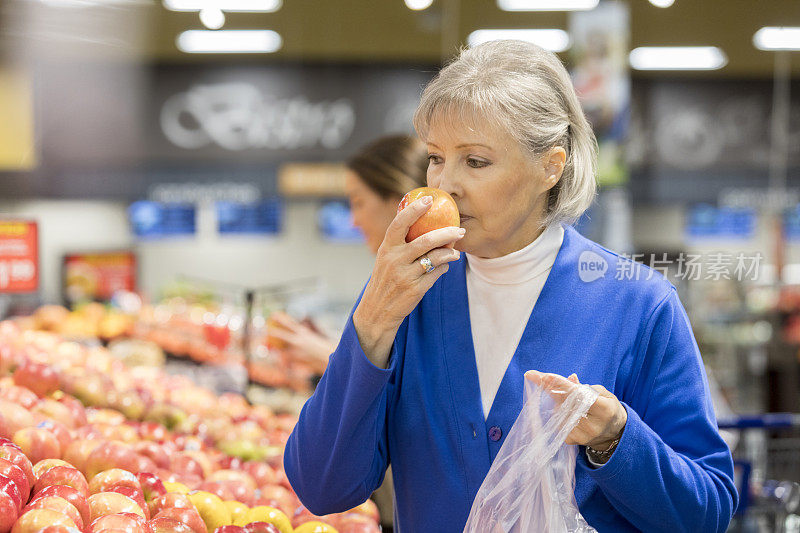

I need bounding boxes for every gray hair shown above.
[413,40,598,228]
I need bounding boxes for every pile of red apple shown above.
[0,321,381,533]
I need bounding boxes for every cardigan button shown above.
[488,426,502,442]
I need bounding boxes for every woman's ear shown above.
[543,146,567,190]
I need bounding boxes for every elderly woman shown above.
[285,41,737,532]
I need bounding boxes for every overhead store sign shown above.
[686,204,756,241]
[160,84,356,151]
[128,201,196,239]
[216,199,283,235]
[278,163,349,197]
[0,220,38,293]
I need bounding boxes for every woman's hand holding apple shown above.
[353,195,464,369]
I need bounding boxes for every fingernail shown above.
[421,196,433,205]
[457,228,466,236]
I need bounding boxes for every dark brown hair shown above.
[346,135,428,200]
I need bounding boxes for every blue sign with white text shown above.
[216,199,283,235]
[686,204,755,240]
[128,201,196,239]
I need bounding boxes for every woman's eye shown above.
[427,154,442,165]
[467,157,490,168]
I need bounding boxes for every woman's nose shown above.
[433,166,460,198]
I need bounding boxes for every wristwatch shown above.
[586,435,621,465]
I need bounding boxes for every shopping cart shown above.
[720,414,800,533]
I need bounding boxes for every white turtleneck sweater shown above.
[465,223,565,418]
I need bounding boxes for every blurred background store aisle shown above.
[1,1,800,531]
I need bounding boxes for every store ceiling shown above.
[4,0,800,76]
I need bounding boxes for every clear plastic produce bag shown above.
[464,373,600,533]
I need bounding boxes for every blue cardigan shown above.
[285,223,738,532]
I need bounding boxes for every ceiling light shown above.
[648,0,675,7]
[176,30,282,53]
[164,0,281,13]
[629,46,727,70]
[199,8,225,30]
[753,27,800,51]
[468,29,571,52]
[497,0,598,11]
[405,0,434,10]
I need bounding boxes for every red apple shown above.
[32,459,71,481]
[137,423,167,443]
[291,506,337,528]
[32,400,74,430]
[0,386,39,409]
[90,469,140,495]
[148,516,194,533]
[209,470,256,491]
[0,474,23,514]
[217,457,242,472]
[85,444,139,480]
[90,512,149,533]
[0,401,35,438]
[13,427,61,464]
[62,440,102,474]
[397,187,460,244]
[60,371,111,408]
[10,508,77,532]
[88,492,145,521]
[197,481,236,503]
[152,507,205,533]
[0,486,19,533]
[129,455,158,477]
[34,421,71,454]
[108,483,149,519]
[0,446,34,487]
[243,524,280,533]
[136,473,166,505]
[169,452,208,480]
[24,495,84,531]
[242,463,275,488]
[0,458,29,503]
[36,526,81,533]
[13,361,60,398]
[256,486,296,516]
[110,391,146,421]
[56,395,87,428]
[34,466,89,497]
[338,520,381,533]
[31,485,90,527]
[132,443,169,470]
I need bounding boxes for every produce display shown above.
[0,321,381,532]
[24,300,324,395]
[22,304,133,343]
[131,299,246,367]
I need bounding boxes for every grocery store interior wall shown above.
[0,199,374,307]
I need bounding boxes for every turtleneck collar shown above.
[465,223,564,285]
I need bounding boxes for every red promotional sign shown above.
[63,251,136,304]
[0,220,38,293]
